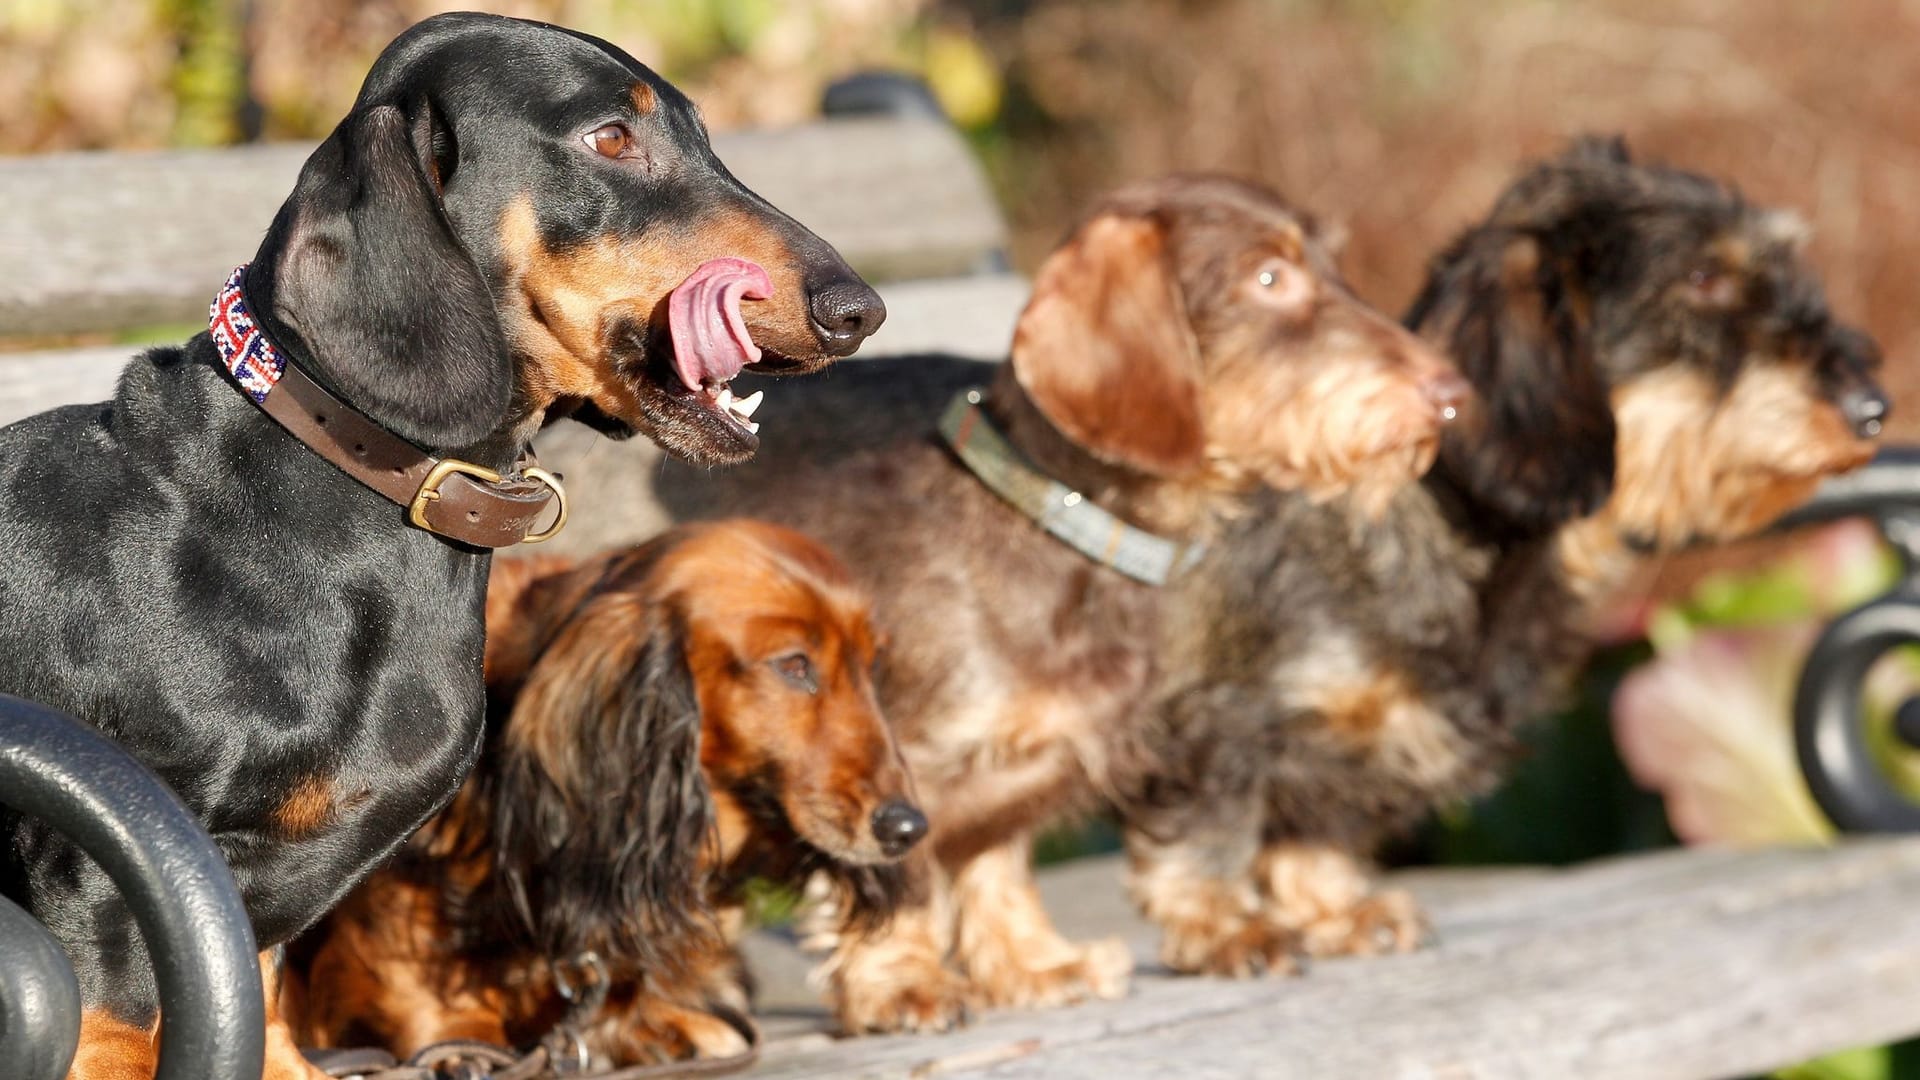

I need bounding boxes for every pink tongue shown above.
[667,257,771,395]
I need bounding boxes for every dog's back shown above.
[653,353,996,522]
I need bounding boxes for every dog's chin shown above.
[1353,436,1443,517]
[1262,434,1440,520]
[587,370,761,466]
[582,339,841,465]
[1710,466,1836,541]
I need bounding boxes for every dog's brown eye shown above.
[1686,265,1740,307]
[585,123,632,159]
[1249,259,1313,313]
[771,653,818,693]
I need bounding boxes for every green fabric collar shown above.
[939,389,1207,586]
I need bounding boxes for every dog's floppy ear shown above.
[1010,210,1206,478]
[1410,229,1616,534]
[248,100,511,449]
[486,605,713,966]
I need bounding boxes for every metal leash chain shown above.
[306,952,762,1080]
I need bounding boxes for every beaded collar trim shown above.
[207,265,287,404]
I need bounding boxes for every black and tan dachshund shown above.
[0,13,881,1079]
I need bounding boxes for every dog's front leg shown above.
[950,835,1131,1009]
[1124,802,1299,978]
[809,855,972,1035]
[64,951,329,1080]
[258,950,333,1080]
[1121,692,1299,979]
[1257,842,1425,958]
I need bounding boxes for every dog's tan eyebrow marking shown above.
[1274,224,1306,261]
[1703,233,1751,273]
[631,82,657,116]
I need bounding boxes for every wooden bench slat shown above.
[737,842,1920,1079]
[0,273,1027,431]
[0,117,1006,337]
[0,345,130,425]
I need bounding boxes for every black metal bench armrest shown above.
[0,890,80,1080]
[1786,446,1920,831]
[0,692,264,1080]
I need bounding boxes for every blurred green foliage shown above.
[157,0,247,146]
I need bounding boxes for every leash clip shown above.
[551,949,609,1019]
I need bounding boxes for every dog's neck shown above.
[232,270,529,475]
[1356,479,1617,745]
[984,365,1221,541]
[208,265,563,548]
[1423,465,1641,616]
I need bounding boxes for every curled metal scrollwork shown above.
[0,692,264,1080]
[1785,447,1920,832]
[0,889,81,1080]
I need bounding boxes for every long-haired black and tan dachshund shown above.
[0,14,881,1078]
[1122,138,1889,977]
[295,521,920,1068]
[655,175,1468,1032]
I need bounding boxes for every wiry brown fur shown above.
[1123,138,1888,976]
[293,522,919,1067]
[656,174,1462,1032]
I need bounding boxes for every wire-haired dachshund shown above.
[1122,137,1889,977]
[294,521,920,1068]
[657,174,1467,1032]
[0,13,881,1079]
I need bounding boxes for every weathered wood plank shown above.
[0,273,1028,431]
[0,117,1005,337]
[733,841,1920,1080]
[0,345,127,426]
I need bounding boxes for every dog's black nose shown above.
[808,277,887,355]
[1842,385,1890,439]
[871,800,928,856]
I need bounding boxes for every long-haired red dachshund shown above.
[294,520,922,1067]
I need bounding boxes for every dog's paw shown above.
[1290,886,1426,958]
[1158,914,1300,978]
[971,935,1134,1009]
[835,962,974,1035]
[605,1000,755,1065]
[672,1008,755,1060]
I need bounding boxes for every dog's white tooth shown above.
[733,390,764,418]
[747,421,760,434]
[716,386,734,410]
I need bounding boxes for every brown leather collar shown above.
[209,263,566,549]
[257,364,567,549]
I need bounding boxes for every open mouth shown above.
[589,256,841,462]
[662,256,777,446]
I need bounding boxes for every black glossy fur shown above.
[1121,138,1889,975]
[0,11,878,1035]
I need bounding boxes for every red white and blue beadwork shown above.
[207,264,286,404]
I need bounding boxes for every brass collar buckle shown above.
[408,459,570,545]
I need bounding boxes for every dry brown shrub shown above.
[953,0,1920,597]
[968,0,1920,436]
